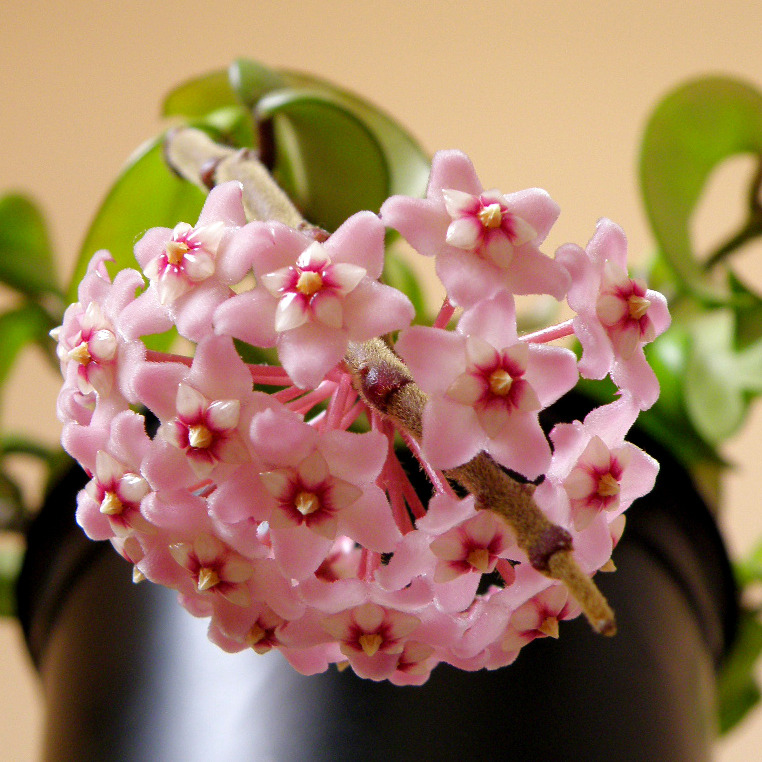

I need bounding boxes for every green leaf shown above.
[0,470,24,533]
[68,135,206,352]
[0,303,54,390]
[162,70,239,119]
[282,69,430,199]
[717,610,762,733]
[257,89,390,231]
[0,541,23,617]
[228,59,286,110]
[0,194,60,298]
[684,310,747,442]
[640,76,762,302]
[381,248,427,324]
[71,135,206,302]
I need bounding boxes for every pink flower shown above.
[501,585,578,650]
[396,292,578,477]
[80,450,152,538]
[169,533,253,608]
[380,150,569,307]
[429,511,514,582]
[245,406,400,579]
[142,220,226,305]
[125,182,248,342]
[52,250,145,405]
[563,435,629,531]
[136,181,247,302]
[556,219,670,409]
[214,211,414,388]
[55,301,117,394]
[160,382,248,478]
[534,395,659,535]
[321,602,420,680]
[261,449,363,540]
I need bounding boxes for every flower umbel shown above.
[54,139,666,684]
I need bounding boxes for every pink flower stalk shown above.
[381,150,570,307]
[556,219,670,409]
[54,143,667,685]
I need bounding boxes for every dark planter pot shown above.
[17,400,738,762]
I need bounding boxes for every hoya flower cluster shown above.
[54,149,668,684]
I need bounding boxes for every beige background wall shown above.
[2,1,762,758]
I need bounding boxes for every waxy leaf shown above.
[163,70,239,118]
[0,195,60,298]
[70,136,205,302]
[228,59,286,110]
[282,69,430,200]
[640,77,762,302]
[0,303,54,390]
[257,89,390,231]
[0,540,23,616]
[717,610,762,733]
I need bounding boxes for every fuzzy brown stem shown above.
[345,339,616,636]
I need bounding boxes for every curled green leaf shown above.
[640,76,762,303]
[0,194,60,299]
[257,89,390,231]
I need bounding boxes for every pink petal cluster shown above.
[555,219,671,409]
[54,149,667,684]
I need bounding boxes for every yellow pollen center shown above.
[295,491,320,516]
[165,240,190,265]
[245,623,267,647]
[197,566,220,592]
[489,369,513,396]
[296,270,324,296]
[467,548,492,573]
[478,203,503,229]
[69,342,92,365]
[539,616,560,639]
[628,295,651,320]
[188,425,213,449]
[100,491,124,516]
[358,633,384,657]
[597,473,620,498]
[132,567,146,584]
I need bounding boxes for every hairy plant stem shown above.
[164,127,616,636]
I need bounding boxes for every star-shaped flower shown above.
[214,211,414,388]
[381,150,569,307]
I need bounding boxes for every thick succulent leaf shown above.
[0,194,60,298]
[640,76,762,302]
[70,135,206,303]
[717,610,762,734]
[257,89,390,231]
[0,303,54,390]
[163,70,239,118]
[684,311,747,443]
[0,539,24,616]
[282,69,430,199]
[228,59,287,110]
